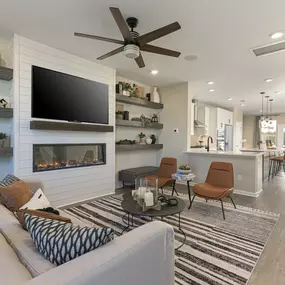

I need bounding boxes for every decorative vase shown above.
[146,137,152,145]
[150,135,156,144]
[122,90,130,96]
[151,87,160,103]
[116,114,124,120]
[140,137,145,144]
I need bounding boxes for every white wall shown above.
[233,108,243,151]
[159,82,192,164]
[115,77,161,188]
[243,115,256,148]
[0,38,13,179]
[13,35,116,207]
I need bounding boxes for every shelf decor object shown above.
[0,108,13,118]
[116,94,163,109]
[30,120,114,133]
[0,66,13,81]
[116,144,163,151]
[0,147,13,157]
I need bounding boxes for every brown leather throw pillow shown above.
[16,209,72,230]
[0,180,33,212]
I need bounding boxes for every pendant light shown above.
[260,92,265,121]
[269,99,273,125]
[265,95,270,123]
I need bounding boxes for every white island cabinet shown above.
[184,149,263,197]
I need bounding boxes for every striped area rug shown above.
[63,192,279,285]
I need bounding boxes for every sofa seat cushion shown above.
[0,204,56,277]
[0,233,32,284]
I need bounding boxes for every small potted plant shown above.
[138,132,146,144]
[116,111,124,120]
[122,82,132,96]
[178,165,191,174]
[0,132,7,148]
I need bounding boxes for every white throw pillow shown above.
[20,188,51,210]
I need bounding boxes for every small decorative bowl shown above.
[178,169,191,174]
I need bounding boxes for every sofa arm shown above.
[24,221,175,285]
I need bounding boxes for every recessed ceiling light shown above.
[209,89,214,92]
[241,104,245,107]
[260,110,263,112]
[150,70,158,75]
[275,91,282,94]
[270,31,284,39]
[228,98,232,101]
[207,81,214,85]
[265,78,273,83]
[184,55,198,61]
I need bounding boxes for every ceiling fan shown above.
[74,7,181,68]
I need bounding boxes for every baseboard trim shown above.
[58,191,116,209]
[234,188,263,198]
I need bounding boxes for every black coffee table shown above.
[121,192,186,250]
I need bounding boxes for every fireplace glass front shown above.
[33,143,106,172]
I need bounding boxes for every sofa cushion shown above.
[0,233,32,285]
[25,213,115,266]
[16,209,72,230]
[20,188,51,210]
[0,174,21,204]
[0,204,56,277]
[0,180,33,211]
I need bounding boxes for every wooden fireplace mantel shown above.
[30,120,114,132]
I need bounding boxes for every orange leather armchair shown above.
[189,162,236,219]
[145,157,177,193]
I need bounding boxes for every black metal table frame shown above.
[121,211,186,250]
[171,179,193,209]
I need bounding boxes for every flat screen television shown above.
[32,66,109,124]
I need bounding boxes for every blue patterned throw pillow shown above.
[24,213,115,265]
[0,173,20,187]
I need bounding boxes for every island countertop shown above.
[185,149,264,158]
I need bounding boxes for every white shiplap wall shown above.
[13,35,116,207]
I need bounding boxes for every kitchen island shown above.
[184,149,263,197]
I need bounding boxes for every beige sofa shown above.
[0,181,175,285]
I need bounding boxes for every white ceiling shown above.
[1,0,285,114]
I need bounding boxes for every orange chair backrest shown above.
[157,157,177,178]
[206,162,234,188]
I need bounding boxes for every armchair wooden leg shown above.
[220,199,225,220]
[188,194,196,209]
[228,196,236,209]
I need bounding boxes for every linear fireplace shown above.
[33,143,106,172]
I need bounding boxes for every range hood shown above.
[192,99,206,128]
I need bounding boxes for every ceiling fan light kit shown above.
[74,7,181,68]
[124,44,140,59]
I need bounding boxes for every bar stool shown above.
[268,155,285,180]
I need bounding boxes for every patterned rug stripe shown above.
[63,193,279,285]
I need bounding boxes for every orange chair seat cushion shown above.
[193,183,232,199]
[145,175,173,188]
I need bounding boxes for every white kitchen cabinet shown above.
[217,108,233,130]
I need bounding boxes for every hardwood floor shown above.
[116,173,285,285]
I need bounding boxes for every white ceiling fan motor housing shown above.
[124,44,140,59]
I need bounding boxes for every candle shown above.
[144,191,154,207]
[138,187,147,199]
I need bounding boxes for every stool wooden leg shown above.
[268,160,273,181]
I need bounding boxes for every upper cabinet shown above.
[217,107,233,130]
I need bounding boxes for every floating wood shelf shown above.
[0,147,13,157]
[0,108,13,118]
[116,144,163,151]
[30,120,114,132]
[116,94,163,109]
[0,67,13,81]
[116,119,163,129]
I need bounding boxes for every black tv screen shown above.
[32,66,109,124]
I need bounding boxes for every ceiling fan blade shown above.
[109,7,133,42]
[135,53,145,68]
[97,46,124,60]
[141,44,181,57]
[138,22,181,45]
[74,32,124,45]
